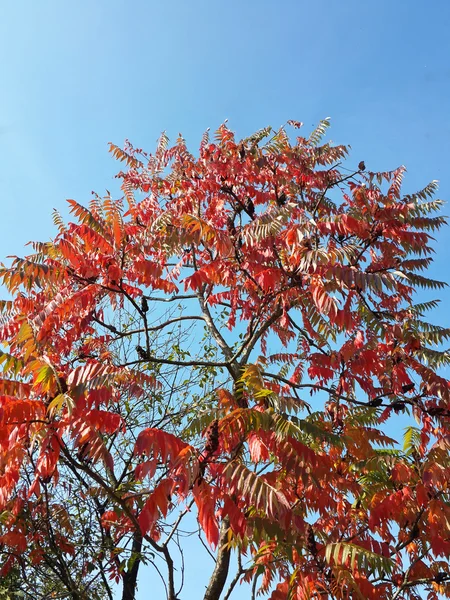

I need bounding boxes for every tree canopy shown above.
[0,120,449,600]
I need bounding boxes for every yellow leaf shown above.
[47,393,74,418]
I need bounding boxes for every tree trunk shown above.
[203,517,231,600]
[121,532,143,600]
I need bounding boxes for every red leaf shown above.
[193,483,219,549]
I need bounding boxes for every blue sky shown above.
[1,0,450,598]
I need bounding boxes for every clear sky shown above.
[1,0,450,598]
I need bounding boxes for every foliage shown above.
[0,121,449,600]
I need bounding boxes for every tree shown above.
[0,119,449,600]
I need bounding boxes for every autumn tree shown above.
[1,120,450,600]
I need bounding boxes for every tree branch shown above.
[203,517,231,600]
